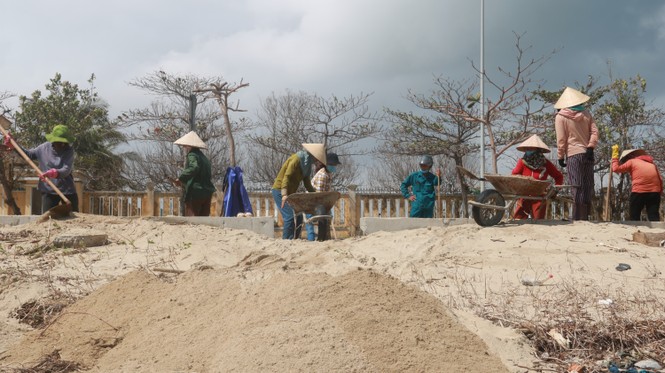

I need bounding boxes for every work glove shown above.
[611,144,619,159]
[558,159,566,168]
[2,132,14,150]
[39,168,58,181]
[585,147,594,161]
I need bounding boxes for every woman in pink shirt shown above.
[554,87,599,220]
[611,146,663,221]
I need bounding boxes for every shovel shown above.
[0,126,72,220]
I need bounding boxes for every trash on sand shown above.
[635,359,662,370]
[547,328,570,348]
[615,263,631,271]
[567,362,583,373]
[521,273,554,286]
[598,298,613,306]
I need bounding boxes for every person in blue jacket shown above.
[400,155,439,218]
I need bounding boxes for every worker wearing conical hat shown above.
[611,145,663,221]
[512,135,564,219]
[554,87,599,221]
[272,143,326,239]
[173,131,216,216]
[4,123,79,213]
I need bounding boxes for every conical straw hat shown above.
[516,134,551,153]
[174,131,207,149]
[553,87,590,109]
[302,143,326,165]
[619,149,646,163]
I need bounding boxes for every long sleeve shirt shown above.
[23,142,76,195]
[178,148,216,201]
[272,153,315,195]
[555,109,599,160]
[612,156,663,193]
[511,159,564,185]
[400,171,438,203]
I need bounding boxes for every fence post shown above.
[145,182,155,217]
[215,182,224,216]
[347,185,360,236]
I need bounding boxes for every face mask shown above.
[525,150,538,156]
[421,169,430,174]
[326,165,336,173]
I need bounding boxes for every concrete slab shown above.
[359,217,665,235]
[611,220,665,229]
[360,217,473,235]
[149,216,275,238]
[0,215,275,238]
[0,216,40,226]
[53,229,108,248]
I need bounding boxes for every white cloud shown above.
[2,0,663,122]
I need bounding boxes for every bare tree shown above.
[118,71,238,191]
[246,90,380,189]
[194,79,250,167]
[368,153,462,194]
[435,32,556,173]
[381,78,479,213]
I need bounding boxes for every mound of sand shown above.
[4,269,507,372]
[1,213,665,372]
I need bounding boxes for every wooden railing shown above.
[2,182,584,233]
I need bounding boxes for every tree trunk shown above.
[216,97,236,167]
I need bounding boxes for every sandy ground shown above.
[1,213,664,372]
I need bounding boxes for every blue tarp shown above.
[222,166,253,217]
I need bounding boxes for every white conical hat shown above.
[174,131,207,149]
[619,149,646,163]
[302,143,326,165]
[516,134,551,153]
[553,87,590,109]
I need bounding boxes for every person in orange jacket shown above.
[611,145,663,221]
[512,135,564,219]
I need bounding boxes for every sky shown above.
[1,0,665,176]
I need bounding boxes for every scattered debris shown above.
[14,349,83,373]
[11,296,75,329]
[521,273,554,286]
[598,242,626,252]
[615,263,631,271]
[598,299,614,306]
[547,328,570,349]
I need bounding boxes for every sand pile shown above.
[3,268,506,372]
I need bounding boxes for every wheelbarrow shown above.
[458,166,573,227]
[285,191,341,241]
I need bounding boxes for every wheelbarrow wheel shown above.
[472,189,505,227]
